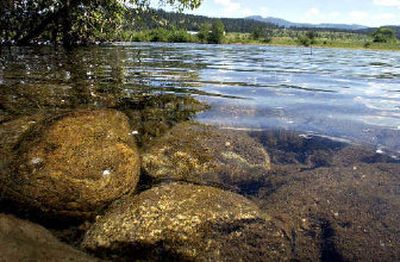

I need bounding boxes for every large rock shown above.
[0,213,97,261]
[0,115,45,174]
[82,183,290,260]
[4,110,140,219]
[142,122,271,192]
[256,163,400,261]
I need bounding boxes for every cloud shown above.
[213,0,267,17]
[374,13,396,21]
[214,0,241,15]
[373,0,400,8]
[306,7,321,16]
[349,11,369,20]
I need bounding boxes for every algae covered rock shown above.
[0,114,46,189]
[82,183,289,260]
[142,122,271,192]
[0,213,97,261]
[5,109,140,219]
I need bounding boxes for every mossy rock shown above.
[4,110,140,219]
[142,122,271,192]
[0,114,46,196]
[82,183,289,260]
[0,213,97,261]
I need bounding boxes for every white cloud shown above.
[349,11,369,21]
[213,0,267,17]
[373,0,400,8]
[374,13,396,21]
[214,0,241,15]
[306,7,321,16]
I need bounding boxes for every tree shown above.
[372,27,397,43]
[197,23,211,43]
[297,30,318,55]
[208,20,225,44]
[0,0,202,47]
[251,26,272,43]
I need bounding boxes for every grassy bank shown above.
[113,29,400,51]
[224,33,400,51]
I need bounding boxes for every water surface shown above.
[2,43,399,154]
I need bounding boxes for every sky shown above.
[154,0,400,27]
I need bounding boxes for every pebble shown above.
[102,169,112,176]
[30,157,43,165]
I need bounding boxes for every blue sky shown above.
[155,0,400,26]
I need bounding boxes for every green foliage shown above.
[208,20,225,44]
[0,0,202,46]
[169,30,196,43]
[117,29,196,43]
[298,31,318,47]
[131,9,277,33]
[251,26,272,43]
[372,27,397,43]
[198,23,211,43]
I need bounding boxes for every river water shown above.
[1,43,400,260]
[3,43,399,152]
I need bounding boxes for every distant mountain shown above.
[247,16,369,31]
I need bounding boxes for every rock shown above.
[119,94,208,147]
[142,122,271,192]
[256,163,400,261]
[0,83,74,116]
[82,183,289,260]
[4,110,140,219]
[0,114,46,196]
[0,213,97,261]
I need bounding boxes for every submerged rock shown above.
[82,183,289,260]
[0,213,97,261]
[4,110,140,219]
[257,163,400,261]
[142,122,271,192]
[0,83,74,116]
[120,94,208,147]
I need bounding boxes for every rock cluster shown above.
[0,109,290,260]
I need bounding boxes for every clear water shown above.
[3,43,399,153]
[1,43,400,260]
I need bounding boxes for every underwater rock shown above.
[0,83,74,116]
[142,122,271,192]
[0,213,97,261]
[120,94,208,147]
[82,183,289,260]
[257,163,400,261]
[4,110,140,219]
[0,114,46,195]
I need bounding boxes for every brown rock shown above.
[82,183,290,260]
[0,213,97,261]
[4,110,140,219]
[142,122,271,192]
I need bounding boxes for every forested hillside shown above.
[125,9,278,33]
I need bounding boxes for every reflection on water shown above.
[1,43,399,153]
[0,43,400,261]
